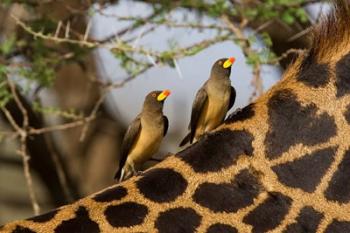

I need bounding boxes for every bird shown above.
[114,90,171,182]
[179,57,236,146]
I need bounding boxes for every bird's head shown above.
[143,89,171,112]
[211,57,235,78]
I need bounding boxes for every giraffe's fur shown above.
[2,0,350,232]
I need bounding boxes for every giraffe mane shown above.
[311,0,350,62]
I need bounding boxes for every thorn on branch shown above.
[65,21,71,39]
[55,21,62,38]
[84,20,92,42]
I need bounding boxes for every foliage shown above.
[238,0,309,24]
[0,35,16,56]
[32,101,83,120]
[0,0,316,119]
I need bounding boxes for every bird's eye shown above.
[152,93,157,98]
[218,61,223,65]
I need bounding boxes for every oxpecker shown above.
[179,57,236,146]
[114,90,171,181]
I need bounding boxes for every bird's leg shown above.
[131,163,139,176]
[119,169,126,183]
[119,162,135,182]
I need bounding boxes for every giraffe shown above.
[2,0,350,232]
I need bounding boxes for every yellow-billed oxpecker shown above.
[114,90,171,181]
[179,57,236,146]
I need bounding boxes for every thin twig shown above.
[11,14,97,48]
[255,20,274,33]
[7,77,29,128]
[287,27,311,42]
[1,108,40,215]
[1,107,23,134]
[2,77,41,215]
[17,137,40,215]
[267,48,305,64]
[43,134,73,202]
[222,15,263,100]
[249,63,262,102]
[28,118,93,135]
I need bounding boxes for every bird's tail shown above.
[179,132,191,147]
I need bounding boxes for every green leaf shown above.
[32,101,83,120]
[246,52,261,65]
[281,11,295,25]
[261,32,273,47]
[243,8,258,19]
[0,35,16,56]
[248,35,257,44]
[295,8,309,23]
[1,0,12,7]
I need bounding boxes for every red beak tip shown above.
[229,57,235,63]
[164,90,171,96]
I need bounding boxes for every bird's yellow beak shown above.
[157,89,171,101]
[223,57,235,68]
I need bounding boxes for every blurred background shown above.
[0,0,327,224]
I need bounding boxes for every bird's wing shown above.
[163,115,169,136]
[228,86,236,111]
[189,87,208,142]
[114,116,141,179]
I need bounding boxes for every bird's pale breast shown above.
[127,117,163,165]
[195,86,230,140]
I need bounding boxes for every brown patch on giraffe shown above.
[283,206,323,233]
[206,223,238,233]
[12,226,36,233]
[104,202,148,228]
[243,192,292,233]
[177,129,254,173]
[192,169,261,213]
[272,147,337,193]
[336,53,350,97]
[325,220,350,233]
[27,209,59,223]
[54,206,99,233]
[265,89,337,159]
[224,103,255,124]
[296,57,331,88]
[92,185,127,202]
[136,168,187,203]
[344,104,350,123]
[155,207,201,233]
[325,149,350,203]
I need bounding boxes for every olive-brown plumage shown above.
[114,90,170,181]
[179,57,236,146]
